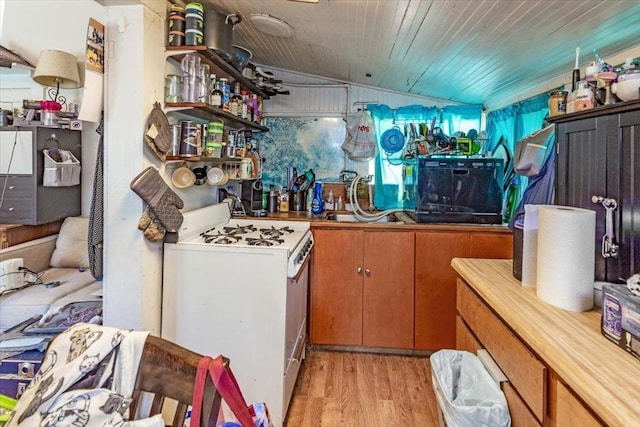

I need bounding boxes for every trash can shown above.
[430,350,511,427]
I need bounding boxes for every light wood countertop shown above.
[451,258,640,426]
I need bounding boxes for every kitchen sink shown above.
[325,213,397,223]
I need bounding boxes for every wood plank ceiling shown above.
[200,0,640,107]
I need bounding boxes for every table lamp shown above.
[32,49,80,104]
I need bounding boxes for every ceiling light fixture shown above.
[249,14,295,38]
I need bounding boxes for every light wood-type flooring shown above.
[285,348,440,426]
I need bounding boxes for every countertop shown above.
[451,258,640,426]
[235,211,513,233]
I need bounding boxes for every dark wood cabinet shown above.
[0,127,81,225]
[551,100,640,282]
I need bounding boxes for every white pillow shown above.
[49,217,90,268]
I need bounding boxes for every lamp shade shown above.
[33,49,80,88]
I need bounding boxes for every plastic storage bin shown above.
[430,349,511,427]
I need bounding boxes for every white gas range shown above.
[162,203,313,427]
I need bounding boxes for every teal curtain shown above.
[368,104,482,210]
[486,93,550,222]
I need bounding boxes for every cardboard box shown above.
[601,284,640,361]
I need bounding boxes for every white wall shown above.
[0,0,104,217]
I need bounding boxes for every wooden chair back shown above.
[129,335,222,427]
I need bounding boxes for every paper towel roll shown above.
[536,205,596,312]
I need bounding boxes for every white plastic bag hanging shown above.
[342,110,378,161]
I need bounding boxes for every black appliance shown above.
[240,179,265,216]
[415,157,504,224]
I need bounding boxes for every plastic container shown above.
[430,350,511,427]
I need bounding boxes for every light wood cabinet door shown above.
[549,373,603,427]
[469,232,513,259]
[415,231,469,350]
[310,229,364,345]
[362,230,415,349]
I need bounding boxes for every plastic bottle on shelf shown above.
[241,91,248,120]
[311,182,324,214]
[219,78,230,111]
[306,187,314,212]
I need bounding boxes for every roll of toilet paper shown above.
[536,205,596,312]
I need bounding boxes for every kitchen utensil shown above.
[172,166,196,188]
[380,126,405,154]
[204,11,242,61]
[193,166,207,185]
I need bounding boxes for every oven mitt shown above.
[138,206,166,242]
[144,102,172,161]
[130,166,184,232]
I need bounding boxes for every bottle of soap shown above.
[311,182,324,214]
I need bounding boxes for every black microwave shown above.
[415,157,504,224]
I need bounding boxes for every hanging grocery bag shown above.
[342,109,378,161]
[42,135,80,187]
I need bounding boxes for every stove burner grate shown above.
[259,226,295,237]
[246,235,285,246]
[201,232,242,244]
[223,224,257,235]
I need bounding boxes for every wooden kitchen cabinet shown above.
[310,228,363,345]
[457,278,546,423]
[310,228,415,349]
[415,232,469,350]
[469,232,513,259]
[414,230,512,351]
[548,372,603,427]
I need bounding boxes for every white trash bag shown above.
[342,109,377,161]
[430,350,511,427]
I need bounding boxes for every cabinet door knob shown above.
[8,207,14,211]
[365,268,371,276]
[9,186,14,190]
[357,267,362,274]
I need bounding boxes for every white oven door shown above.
[283,256,309,414]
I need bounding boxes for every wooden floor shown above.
[285,348,441,426]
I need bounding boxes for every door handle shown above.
[592,195,619,258]
[365,268,371,276]
[357,267,362,274]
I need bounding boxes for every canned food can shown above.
[179,120,202,157]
